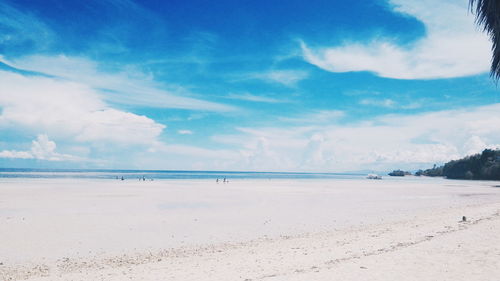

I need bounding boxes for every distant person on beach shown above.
[216,178,219,183]
[121,176,124,181]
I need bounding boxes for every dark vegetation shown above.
[388,170,411,176]
[416,149,500,180]
[415,165,443,177]
[470,0,500,80]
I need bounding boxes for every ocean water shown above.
[0,168,366,180]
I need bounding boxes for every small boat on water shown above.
[366,174,382,180]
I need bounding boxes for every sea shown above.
[0,168,366,180]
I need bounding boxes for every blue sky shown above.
[0,0,499,172]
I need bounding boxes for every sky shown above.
[0,0,499,172]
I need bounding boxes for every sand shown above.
[1,177,500,280]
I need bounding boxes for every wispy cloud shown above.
[278,110,345,124]
[301,0,491,79]
[359,98,396,108]
[359,97,425,109]
[238,69,309,87]
[0,2,54,53]
[177,130,193,135]
[0,1,235,113]
[1,56,236,112]
[225,93,286,103]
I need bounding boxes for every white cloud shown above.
[0,70,165,145]
[83,104,500,172]
[134,142,239,170]
[301,0,491,79]
[360,98,396,108]
[177,130,193,135]
[0,55,236,112]
[0,150,33,159]
[358,97,423,109]
[301,133,333,168]
[462,135,489,156]
[0,134,80,161]
[225,93,285,103]
[209,104,500,172]
[400,101,423,110]
[244,69,309,87]
[278,110,345,124]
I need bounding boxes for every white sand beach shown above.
[1,177,500,280]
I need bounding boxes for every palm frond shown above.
[470,0,500,80]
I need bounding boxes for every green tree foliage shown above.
[415,165,444,177]
[443,149,500,180]
[417,149,500,180]
[470,0,500,80]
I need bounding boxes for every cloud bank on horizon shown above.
[0,0,499,172]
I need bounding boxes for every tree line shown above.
[415,149,500,180]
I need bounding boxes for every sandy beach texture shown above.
[1,177,500,280]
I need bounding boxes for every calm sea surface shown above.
[0,168,366,180]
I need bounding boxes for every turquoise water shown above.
[0,168,365,180]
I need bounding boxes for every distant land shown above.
[415,149,500,180]
[388,170,412,177]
